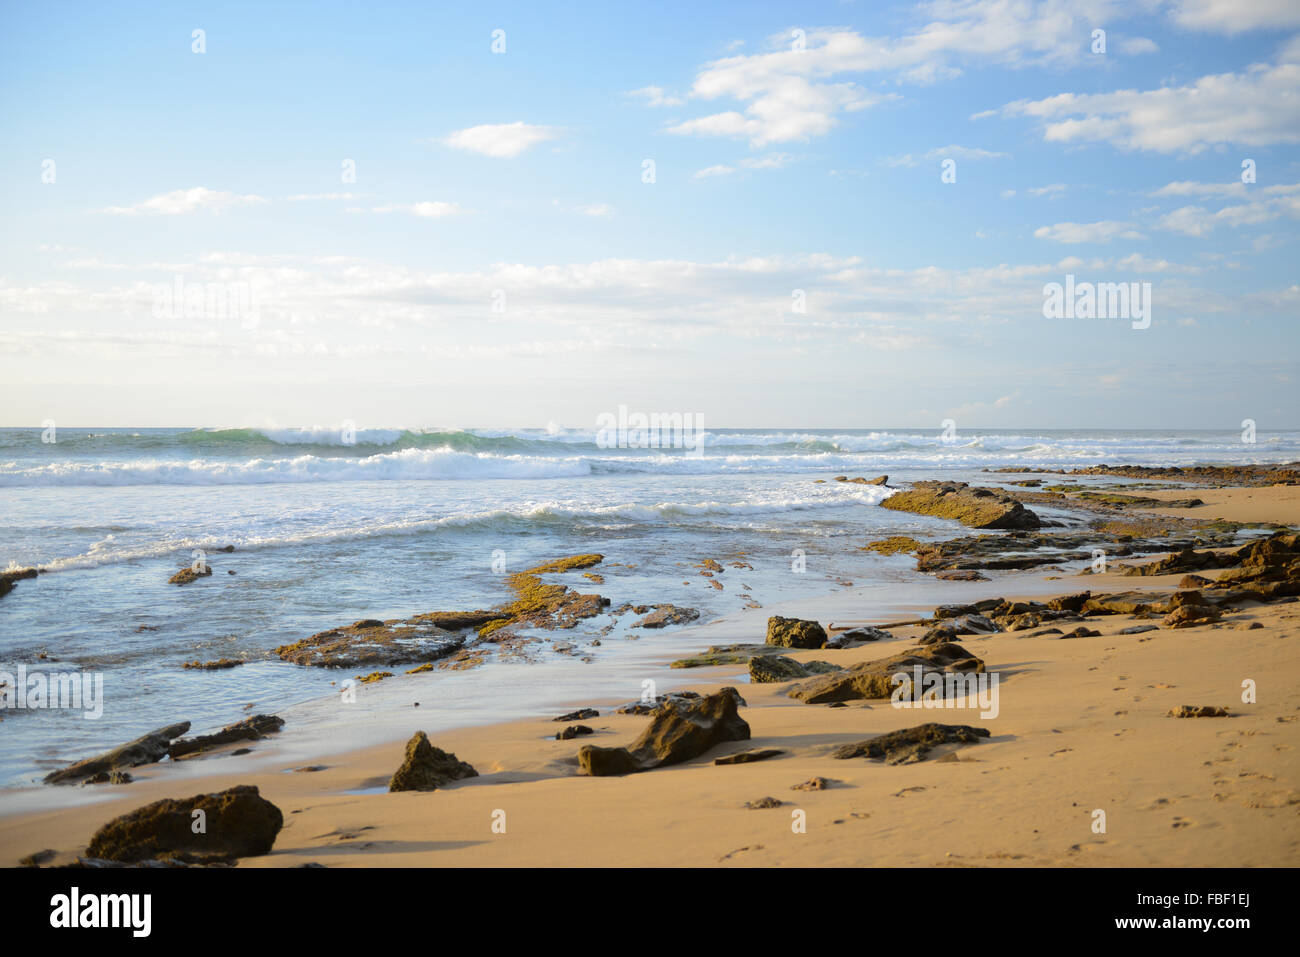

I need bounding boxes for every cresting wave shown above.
[32,487,894,572]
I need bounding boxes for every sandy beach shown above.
[5,479,1297,868]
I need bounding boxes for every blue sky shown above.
[1,0,1298,429]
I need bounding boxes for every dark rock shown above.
[578,688,750,776]
[168,565,212,585]
[934,569,989,581]
[0,566,38,600]
[827,625,891,647]
[44,722,192,785]
[833,722,990,765]
[634,604,700,628]
[85,785,283,864]
[1119,625,1160,635]
[715,749,784,765]
[786,643,984,704]
[1058,626,1102,639]
[556,724,594,740]
[765,616,827,649]
[84,770,134,785]
[388,732,478,792]
[182,658,244,671]
[169,715,284,759]
[553,708,599,722]
[791,777,834,791]
[744,796,784,809]
[1047,591,1091,613]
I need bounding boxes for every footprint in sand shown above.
[1171,817,1192,828]
[1049,747,1073,757]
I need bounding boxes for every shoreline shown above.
[3,473,1298,867]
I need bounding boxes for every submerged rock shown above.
[786,643,984,704]
[834,722,991,765]
[44,722,192,785]
[0,566,38,600]
[556,725,594,740]
[388,731,478,792]
[671,644,787,668]
[765,616,828,649]
[168,565,212,585]
[85,785,283,864]
[578,688,750,776]
[827,626,892,647]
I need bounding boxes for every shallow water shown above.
[1,426,1295,788]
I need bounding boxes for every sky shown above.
[1,0,1298,430]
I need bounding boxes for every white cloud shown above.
[1170,0,1300,33]
[627,85,684,107]
[991,49,1300,153]
[1118,37,1159,55]
[884,145,1009,167]
[1157,186,1300,236]
[442,122,559,158]
[101,187,267,215]
[1028,184,1069,198]
[576,204,613,217]
[286,193,363,202]
[370,201,465,218]
[694,165,736,179]
[1034,221,1147,243]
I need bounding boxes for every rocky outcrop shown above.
[787,643,983,704]
[0,566,37,600]
[748,656,840,683]
[765,616,827,649]
[168,715,284,759]
[633,604,700,628]
[44,722,191,785]
[168,565,212,585]
[556,725,593,740]
[780,642,982,702]
[578,688,749,776]
[880,481,1041,530]
[833,723,990,764]
[85,785,283,864]
[671,644,787,668]
[276,618,466,668]
[182,658,244,670]
[1066,464,1300,486]
[388,731,478,792]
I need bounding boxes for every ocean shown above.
[1,426,1296,790]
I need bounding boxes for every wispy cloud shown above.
[442,122,559,158]
[101,187,267,215]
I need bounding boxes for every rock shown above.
[44,722,192,785]
[0,566,38,600]
[84,770,134,785]
[791,777,833,791]
[556,725,593,740]
[1057,626,1102,639]
[934,570,989,581]
[880,481,1041,530]
[947,614,998,635]
[919,626,958,645]
[671,644,787,668]
[19,848,56,867]
[182,658,244,670]
[863,536,922,556]
[553,708,599,722]
[1083,592,1174,616]
[168,715,284,759]
[933,603,978,619]
[578,688,750,776]
[1163,604,1222,629]
[715,749,784,765]
[744,796,784,809]
[748,656,839,683]
[1119,625,1160,635]
[276,618,466,669]
[786,643,983,704]
[827,625,891,647]
[1179,574,1212,588]
[1168,705,1229,718]
[1047,592,1091,613]
[833,722,990,765]
[168,565,213,585]
[388,732,478,792]
[765,616,827,649]
[634,604,700,628]
[85,785,283,863]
